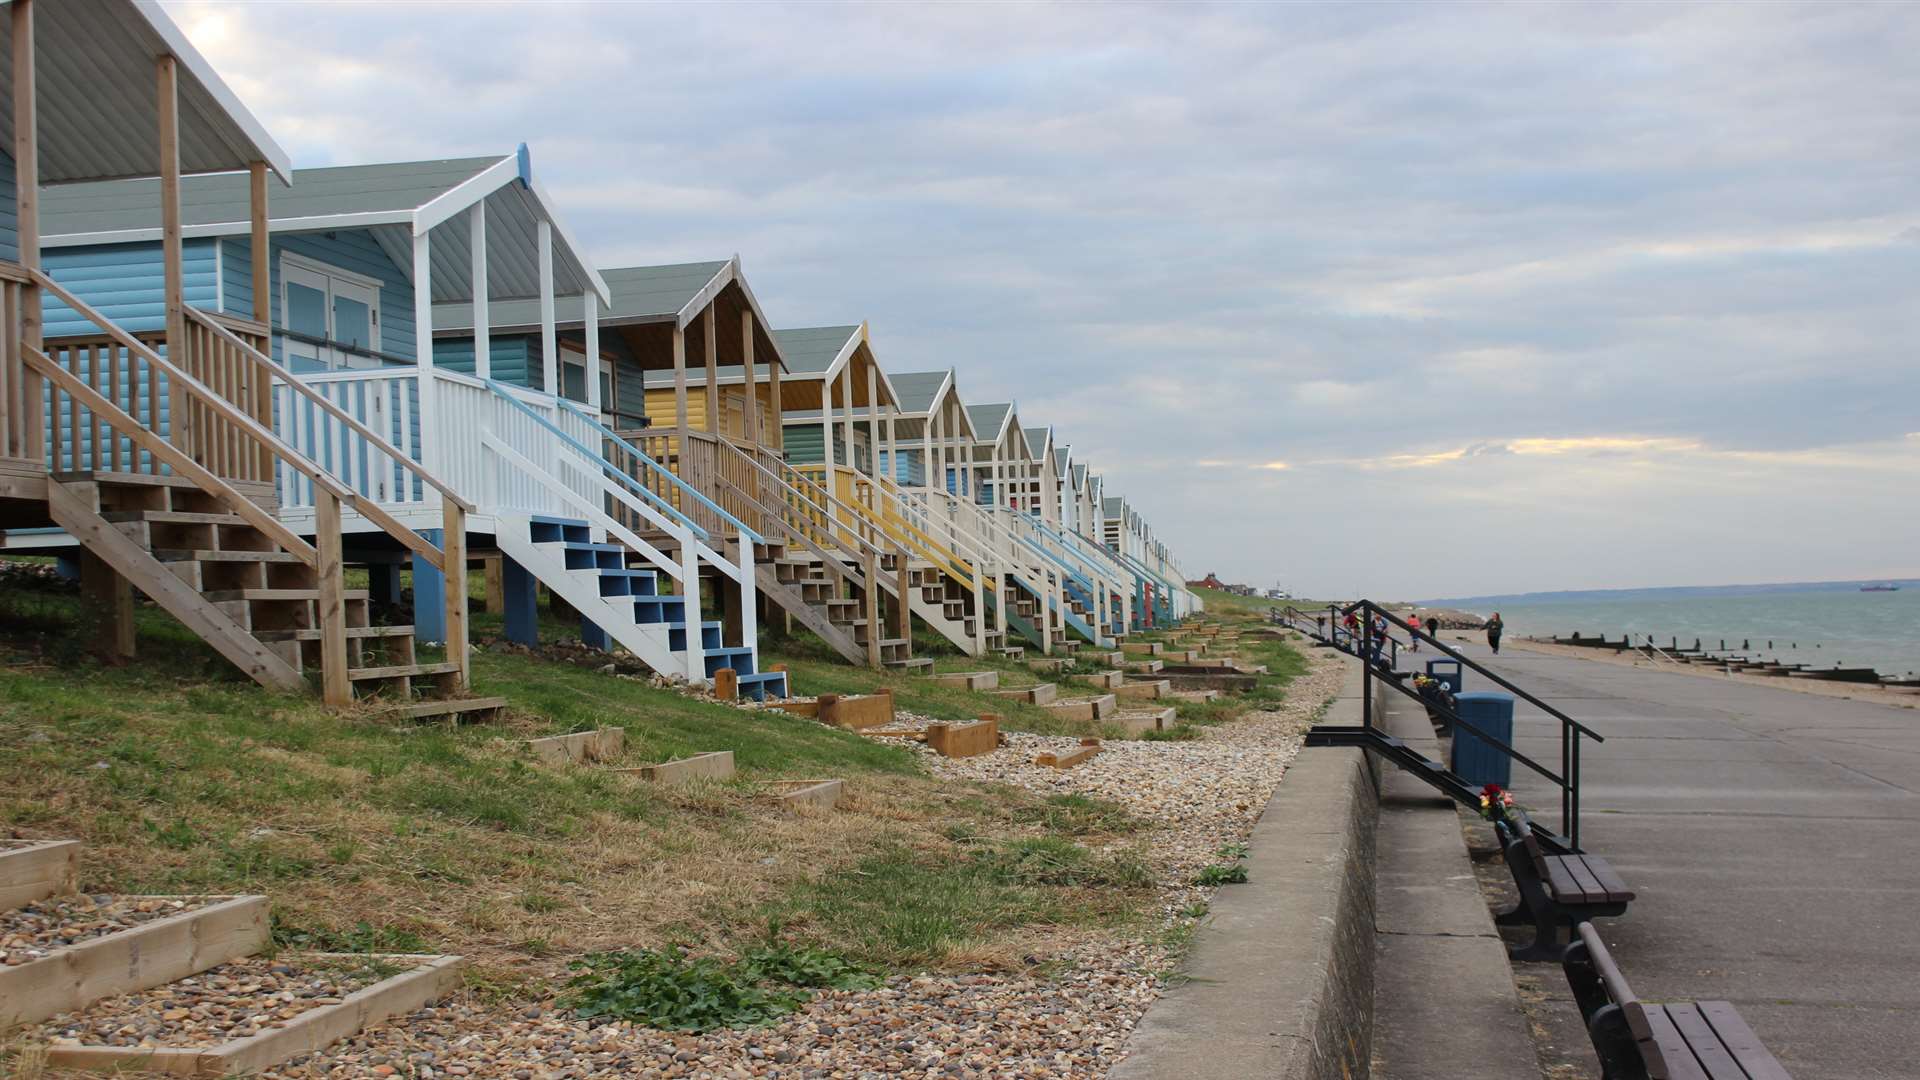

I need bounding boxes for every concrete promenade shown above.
[1452,638,1920,1079]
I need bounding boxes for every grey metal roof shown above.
[772,326,860,376]
[888,370,950,415]
[435,260,728,332]
[42,157,499,235]
[966,403,1011,442]
[1053,449,1070,477]
[0,0,290,184]
[1103,497,1124,515]
[42,155,603,303]
[1022,427,1051,458]
[1071,463,1088,486]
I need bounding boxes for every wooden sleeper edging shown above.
[524,727,626,766]
[43,953,467,1078]
[0,895,270,1028]
[0,839,80,910]
[1035,739,1101,769]
[616,751,735,785]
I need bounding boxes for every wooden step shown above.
[0,840,80,910]
[100,510,248,526]
[52,470,202,490]
[255,625,416,643]
[993,682,1057,705]
[884,657,935,674]
[930,670,1000,691]
[380,697,508,723]
[0,895,269,1028]
[203,588,371,603]
[350,661,460,682]
[153,549,302,564]
[1043,694,1118,722]
[41,953,466,1077]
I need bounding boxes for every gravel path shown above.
[38,956,402,1048]
[1,894,213,966]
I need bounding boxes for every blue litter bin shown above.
[1425,658,1463,695]
[1451,691,1514,788]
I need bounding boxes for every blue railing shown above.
[550,398,766,546]
[480,380,713,542]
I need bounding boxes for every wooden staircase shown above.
[50,471,503,723]
[24,277,499,724]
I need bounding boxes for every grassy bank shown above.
[0,578,1168,1001]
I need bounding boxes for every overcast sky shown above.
[164,1,1919,599]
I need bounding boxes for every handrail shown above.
[867,471,998,578]
[480,381,708,542]
[1311,598,1599,849]
[23,346,318,566]
[1339,599,1604,741]
[799,464,988,594]
[186,308,475,516]
[554,403,764,546]
[35,272,359,511]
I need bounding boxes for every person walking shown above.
[1486,612,1505,654]
[1405,613,1422,651]
[1425,615,1440,640]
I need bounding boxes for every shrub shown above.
[560,944,877,1032]
[1193,863,1249,886]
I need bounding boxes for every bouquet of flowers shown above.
[1478,783,1515,823]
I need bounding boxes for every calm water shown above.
[1474,587,1920,678]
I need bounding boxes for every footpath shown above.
[1466,638,1920,1079]
[1112,653,1537,1080]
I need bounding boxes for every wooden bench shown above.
[1564,921,1792,1079]
[1493,808,1634,961]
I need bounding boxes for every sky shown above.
[162,1,1920,599]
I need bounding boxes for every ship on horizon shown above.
[1861,583,1901,592]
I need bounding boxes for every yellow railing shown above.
[793,462,991,596]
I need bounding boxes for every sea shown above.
[1422,581,1920,680]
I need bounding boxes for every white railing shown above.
[274,368,425,512]
[273,368,605,525]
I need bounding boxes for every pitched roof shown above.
[771,326,861,376]
[435,260,728,332]
[1103,497,1124,515]
[43,154,606,303]
[1053,449,1070,477]
[42,157,501,237]
[966,403,1012,442]
[1,0,290,184]
[1022,427,1052,460]
[888,370,951,414]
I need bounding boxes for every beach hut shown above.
[41,165,791,697]
[0,0,510,716]
[772,323,897,488]
[963,402,1028,510]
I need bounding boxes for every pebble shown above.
[35,956,404,1048]
[1,894,210,966]
[257,648,1347,1078]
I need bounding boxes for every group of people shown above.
[1316,608,1506,657]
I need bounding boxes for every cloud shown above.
[158,0,1920,595]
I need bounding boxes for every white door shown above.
[282,257,382,373]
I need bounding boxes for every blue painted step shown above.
[529,515,591,545]
[597,567,659,598]
[737,671,788,701]
[666,620,725,654]
[633,595,685,624]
